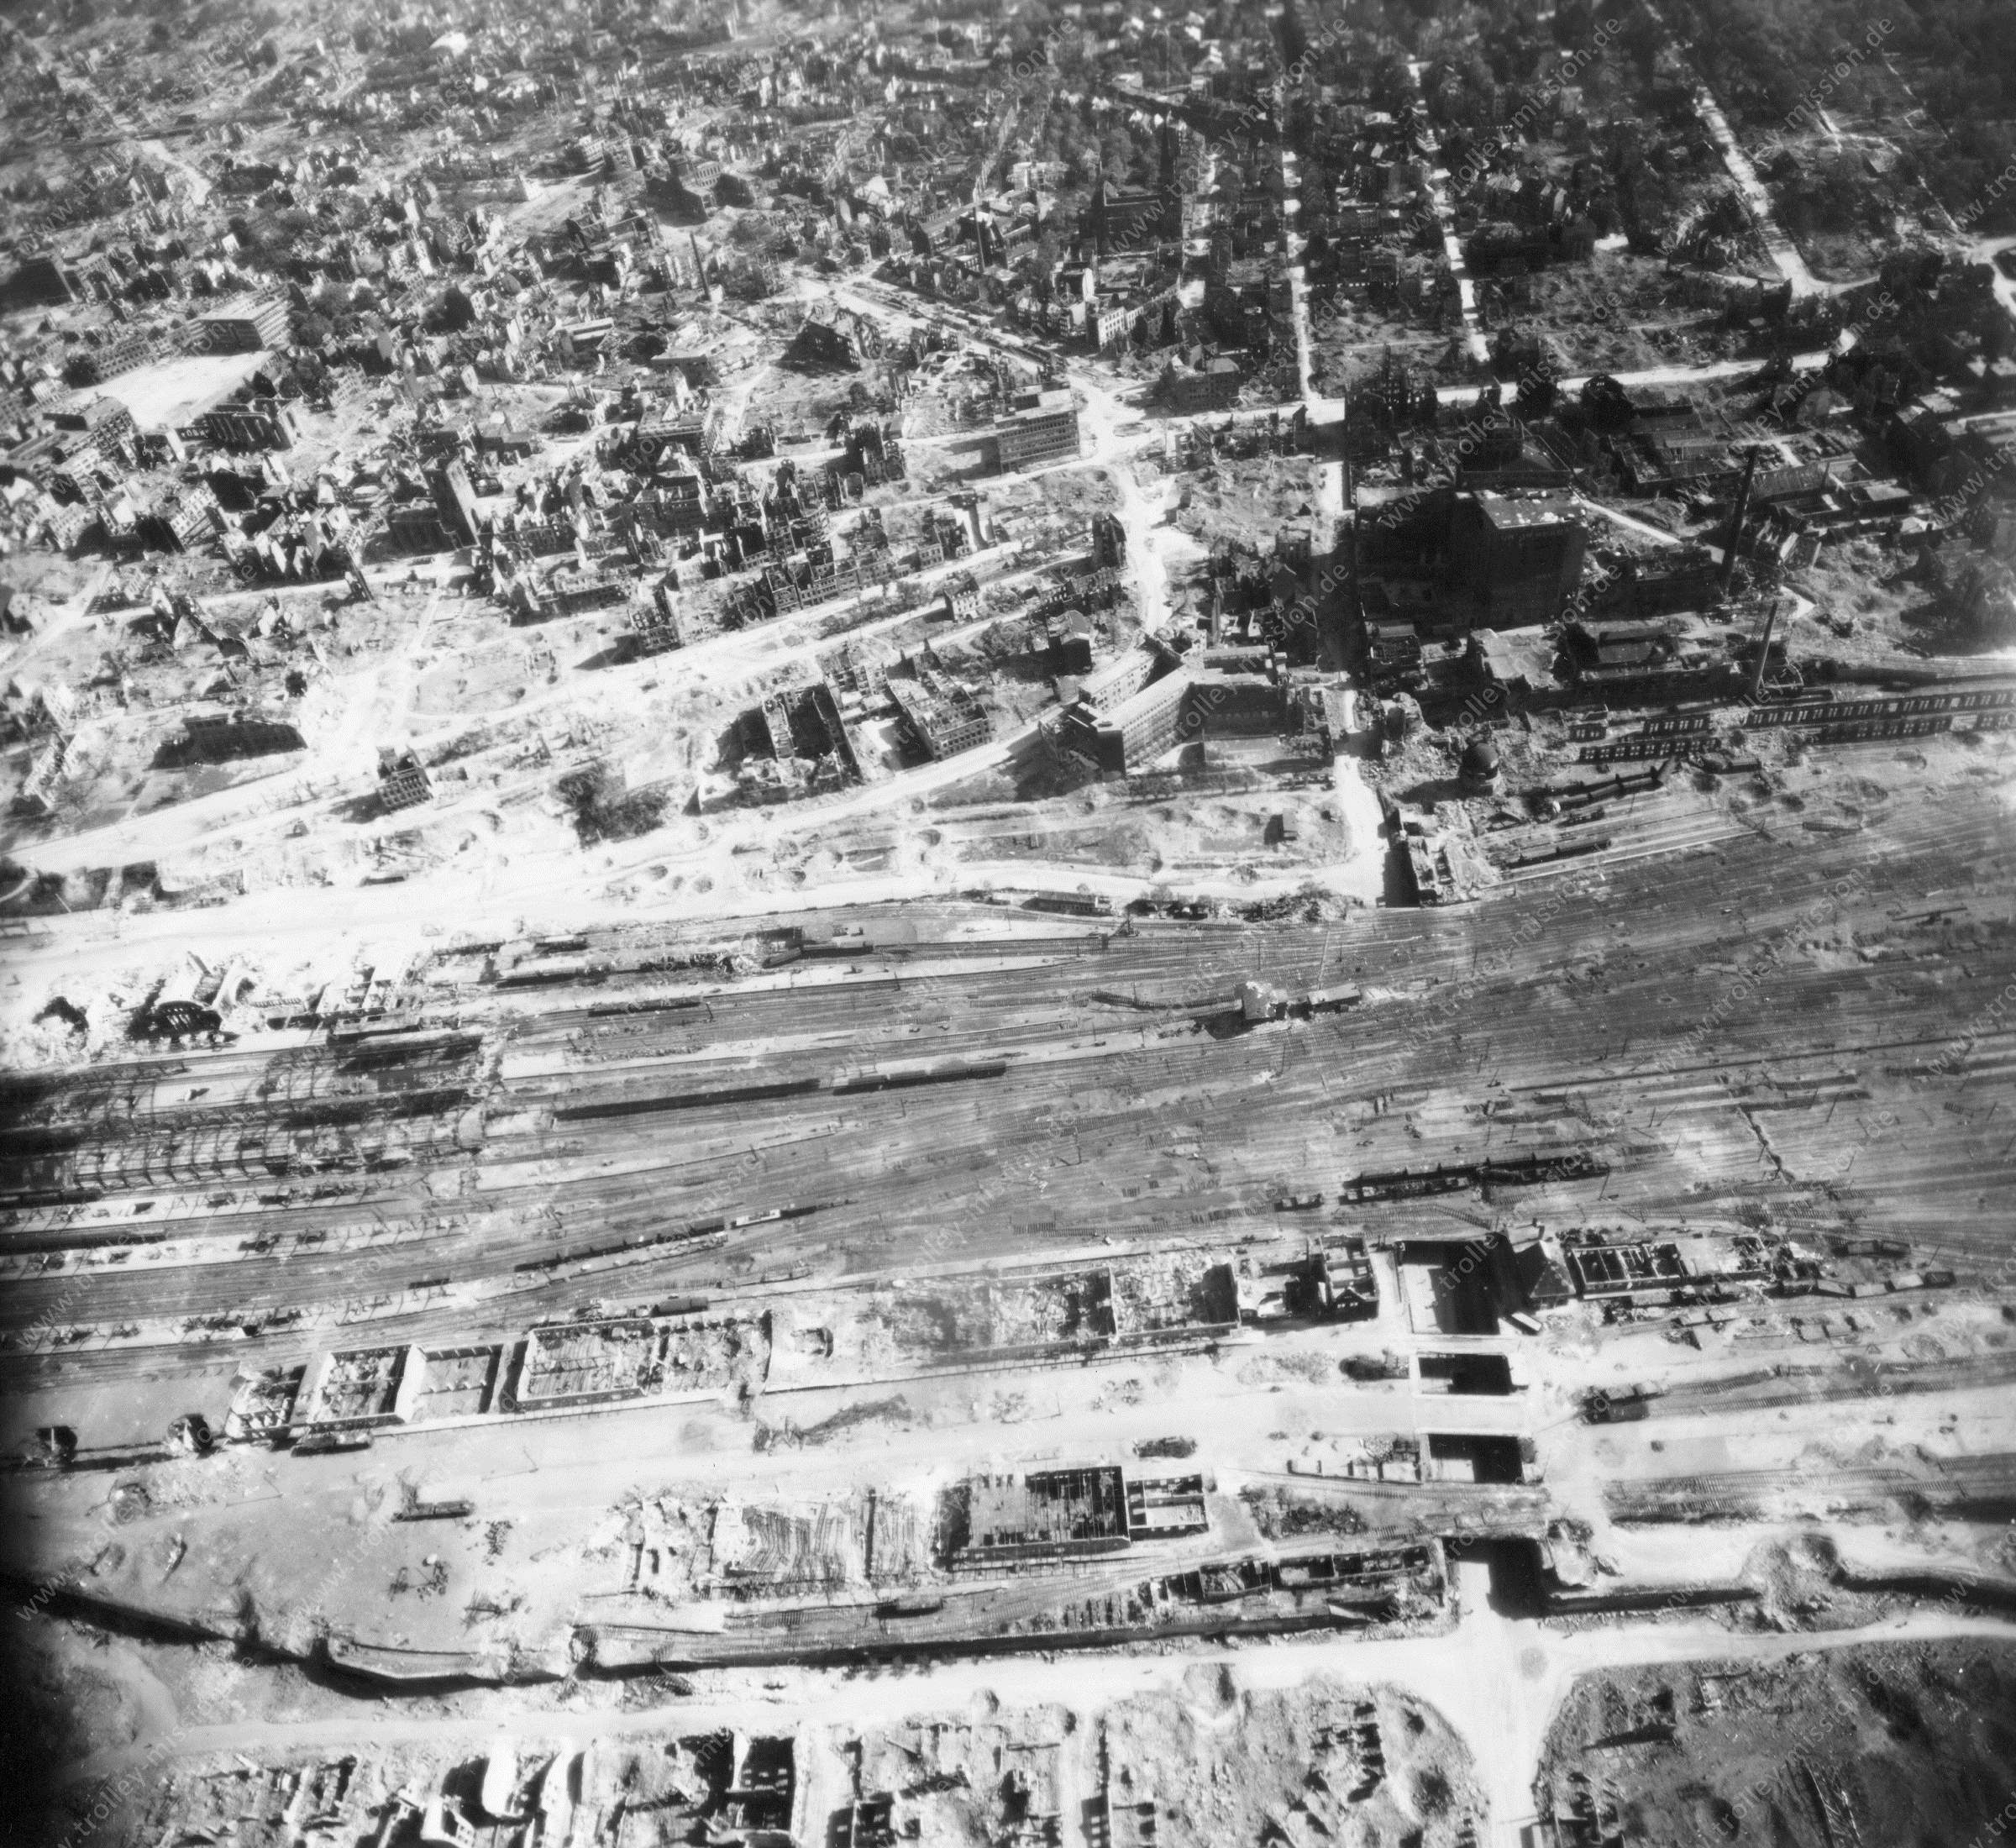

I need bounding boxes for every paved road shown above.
[1407,60,1493,363]
[1436,349,1830,412]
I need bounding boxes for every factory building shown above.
[192,296,292,353]
[1058,647,1289,774]
[430,459,486,548]
[1056,669,1197,775]
[186,401,302,452]
[297,1345,427,1431]
[1074,642,1164,711]
[1162,356,1245,413]
[886,663,991,759]
[939,1467,1131,1567]
[377,749,433,812]
[1450,493,1586,627]
[1189,647,1290,735]
[177,710,307,763]
[1,255,76,310]
[996,391,1081,471]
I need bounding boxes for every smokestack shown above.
[1722,445,1759,595]
[1749,595,1781,702]
[1344,451,1359,640]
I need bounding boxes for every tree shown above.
[1618,8,1661,87]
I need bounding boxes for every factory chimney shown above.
[1721,446,1760,596]
[1749,595,1781,702]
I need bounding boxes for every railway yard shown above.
[6,784,2016,1846]
[5,0,2016,1840]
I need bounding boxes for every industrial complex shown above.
[3,0,2016,1841]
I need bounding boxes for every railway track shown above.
[4,788,2013,1398]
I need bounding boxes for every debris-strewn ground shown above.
[1096,1680,1485,1848]
[1538,1642,2016,1848]
[13,1667,1489,1848]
